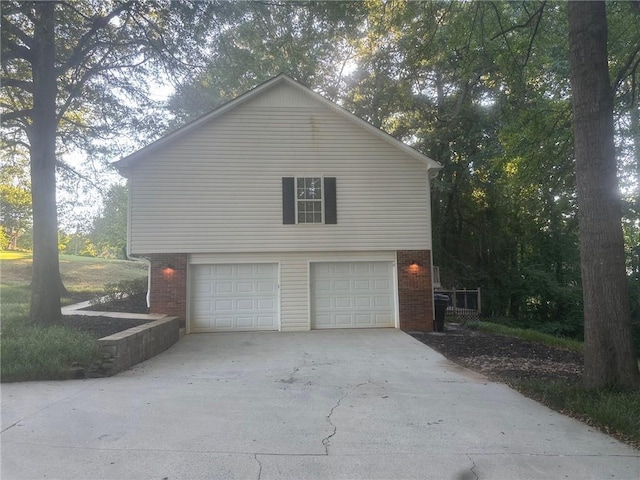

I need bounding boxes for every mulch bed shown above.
[59,293,150,338]
[55,315,151,338]
[414,323,583,384]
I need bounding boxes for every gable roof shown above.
[113,74,443,176]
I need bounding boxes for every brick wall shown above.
[147,254,187,326]
[397,250,434,332]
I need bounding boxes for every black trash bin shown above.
[433,294,449,332]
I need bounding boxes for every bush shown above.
[93,277,147,305]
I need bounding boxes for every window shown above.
[282,176,336,225]
[297,177,323,224]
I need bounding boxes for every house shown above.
[114,74,442,333]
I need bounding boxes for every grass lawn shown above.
[473,321,584,352]
[1,251,148,382]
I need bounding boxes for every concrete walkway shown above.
[1,330,638,479]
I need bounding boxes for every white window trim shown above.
[295,175,325,225]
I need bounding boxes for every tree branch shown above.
[612,41,640,97]
[1,43,33,63]
[489,1,545,41]
[59,2,134,73]
[1,77,33,92]
[1,16,35,48]
[56,58,149,123]
[1,108,32,124]
[523,1,545,68]
[55,160,104,193]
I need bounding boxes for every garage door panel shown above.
[236,299,254,310]
[213,265,233,277]
[257,316,275,327]
[236,317,253,328]
[194,300,213,313]
[354,280,371,290]
[192,314,211,329]
[257,298,276,309]
[214,299,232,311]
[315,314,331,327]
[355,314,373,325]
[190,263,279,332]
[353,263,371,274]
[335,314,353,326]
[236,281,255,294]
[214,317,233,329]
[373,263,390,274]
[214,282,233,294]
[335,297,352,308]
[374,279,391,290]
[355,297,372,308]
[257,281,277,294]
[374,296,391,307]
[311,261,395,329]
[315,297,332,309]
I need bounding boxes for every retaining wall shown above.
[97,316,180,375]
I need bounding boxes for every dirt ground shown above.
[415,323,583,384]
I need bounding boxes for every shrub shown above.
[92,277,147,305]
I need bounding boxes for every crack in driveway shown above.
[466,454,479,480]
[321,382,369,455]
[254,453,262,480]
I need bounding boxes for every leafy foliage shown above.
[90,184,127,258]
[0,146,31,249]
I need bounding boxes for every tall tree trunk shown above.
[568,1,640,389]
[28,2,62,324]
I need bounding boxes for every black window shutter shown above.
[324,177,337,224]
[282,177,295,224]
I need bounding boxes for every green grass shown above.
[1,251,148,382]
[1,251,148,304]
[469,320,584,352]
[515,381,640,447]
[1,309,102,382]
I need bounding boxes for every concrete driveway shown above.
[1,330,638,479]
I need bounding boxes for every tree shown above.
[568,1,640,389]
[90,184,128,258]
[167,1,365,123]
[1,1,218,324]
[0,147,31,249]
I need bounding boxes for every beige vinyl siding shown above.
[189,251,395,331]
[129,83,432,254]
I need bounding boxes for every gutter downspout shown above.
[126,253,151,311]
[123,177,151,310]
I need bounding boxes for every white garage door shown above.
[190,263,279,332]
[311,261,395,329]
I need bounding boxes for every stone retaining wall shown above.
[97,317,180,375]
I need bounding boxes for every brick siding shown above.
[147,253,187,326]
[397,250,434,332]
